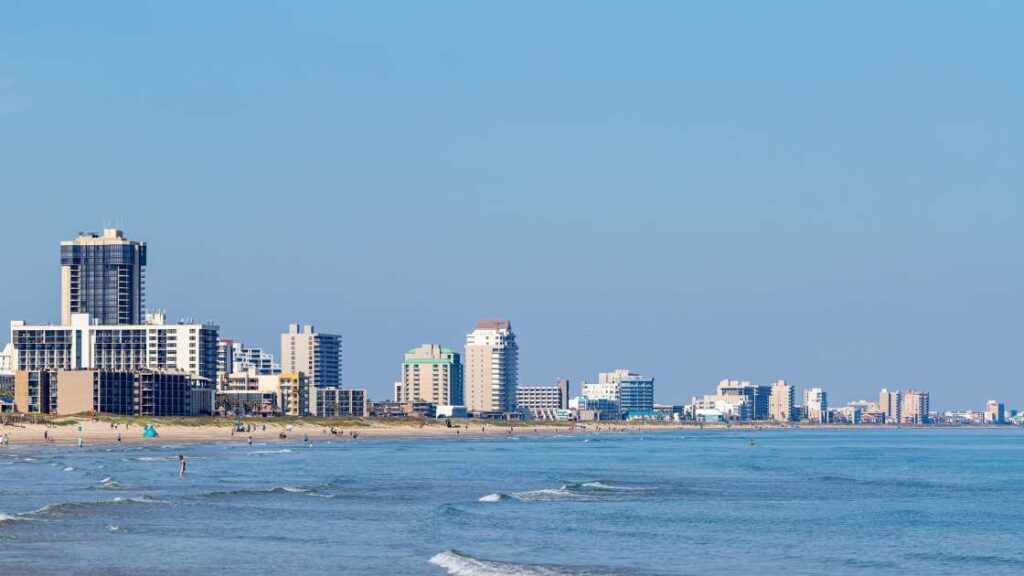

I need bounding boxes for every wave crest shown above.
[430,550,625,576]
[480,482,655,503]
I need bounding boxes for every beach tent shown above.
[142,425,159,438]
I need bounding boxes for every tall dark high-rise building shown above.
[60,229,147,325]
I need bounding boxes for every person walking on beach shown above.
[178,454,187,478]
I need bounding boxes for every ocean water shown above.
[1,428,1022,575]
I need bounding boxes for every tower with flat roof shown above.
[60,228,147,325]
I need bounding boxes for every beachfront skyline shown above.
[2,3,1022,409]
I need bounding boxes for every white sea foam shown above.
[0,513,24,524]
[430,550,604,575]
[248,449,293,456]
[112,496,166,504]
[481,481,655,504]
[579,482,653,492]
[63,467,75,472]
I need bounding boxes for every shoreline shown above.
[0,418,1013,448]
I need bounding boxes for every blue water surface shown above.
[1,428,1022,575]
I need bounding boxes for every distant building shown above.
[803,388,828,423]
[281,324,342,389]
[218,339,280,378]
[0,371,13,401]
[517,379,570,419]
[370,400,405,418]
[985,400,1005,424]
[399,344,463,406]
[580,370,654,415]
[11,312,218,384]
[717,380,771,420]
[464,320,518,414]
[60,228,146,326]
[16,369,203,416]
[276,372,309,416]
[13,370,55,413]
[0,342,14,373]
[768,380,795,422]
[831,406,861,424]
[310,386,367,417]
[879,389,902,424]
[570,396,620,420]
[436,405,468,419]
[690,395,750,421]
[902,389,930,424]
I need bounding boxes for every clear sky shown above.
[1,2,1021,410]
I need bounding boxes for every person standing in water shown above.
[178,454,187,478]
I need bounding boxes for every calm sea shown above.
[1,428,1022,575]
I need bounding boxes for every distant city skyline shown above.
[1,3,1021,409]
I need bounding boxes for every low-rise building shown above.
[436,405,468,418]
[580,370,654,416]
[690,394,751,421]
[570,396,620,420]
[16,369,201,416]
[517,379,570,419]
[311,386,367,417]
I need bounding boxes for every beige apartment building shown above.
[399,344,463,405]
[902,389,930,424]
[464,320,518,414]
[879,388,902,423]
[768,380,794,422]
[281,324,342,389]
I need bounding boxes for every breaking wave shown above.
[430,550,630,575]
[204,485,334,499]
[480,482,655,503]
[0,513,25,525]
[0,496,169,525]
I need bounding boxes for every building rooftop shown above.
[475,319,511,331]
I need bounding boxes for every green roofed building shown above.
[398,344,463,406]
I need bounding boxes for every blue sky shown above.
[1,2,1021,409]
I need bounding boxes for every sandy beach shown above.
[0,416,934,448]
[0,417,660,447]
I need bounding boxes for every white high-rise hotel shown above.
[464,320,518,414]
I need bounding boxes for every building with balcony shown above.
[281,324,342,389]
[464,320,518,414]
[399,344,463,406]
[60,228,147,326]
